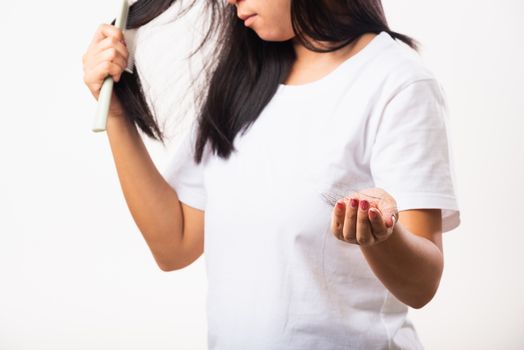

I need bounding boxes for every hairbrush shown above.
[92,0,134,132]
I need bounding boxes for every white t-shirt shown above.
[162,31,461,350]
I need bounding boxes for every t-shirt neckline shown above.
[277,31,390,92]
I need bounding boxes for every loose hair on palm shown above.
[112,0,420,163]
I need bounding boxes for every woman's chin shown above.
[252,26,294,42]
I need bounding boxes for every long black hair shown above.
[112,0,420,164]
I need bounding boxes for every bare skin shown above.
[228,0,444,309]
[83,5,444,310]
[284,33,379,85]
[82,24,204,271]
[330,189,443,309]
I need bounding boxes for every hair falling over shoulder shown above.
[112,0,420,164]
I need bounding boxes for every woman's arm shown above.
[82,24,204,271]
[360,209,443,309]
[332,189,444,309]
[106,110,204,271]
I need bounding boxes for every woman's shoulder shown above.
[385,33,437,77]
[364,32,442,99]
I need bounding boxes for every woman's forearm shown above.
[105,112,185,270]
[360,223,444,309]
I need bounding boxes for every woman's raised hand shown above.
[82,24,129,116]
[331,187,399,246]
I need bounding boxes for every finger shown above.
[368,208,389,241]
[374,197,398,228]
[90,23,125,48]
[377,204,398,229]
[342,197,359,243]
[356,199,375,246]
[331,200,346,241]
[84,60,124,86]
[385,211,399,228]
[84,49,127,76]
[91,36,129,63]
[84,39,128,74]
[84,48,128,79]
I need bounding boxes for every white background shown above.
[1,0,523,349]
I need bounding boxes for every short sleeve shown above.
[370,79,461,232]
[161,122,206,211]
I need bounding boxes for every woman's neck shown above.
[284,33,377,85]
[293,33,377,62]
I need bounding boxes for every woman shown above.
[82,0,461,348]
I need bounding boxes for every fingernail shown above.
[336,201,345,210]
[350,198,358,208]
[360,200,369,210]
[368,208,377,219]
[391,215,397,226]
[385,215,395,227]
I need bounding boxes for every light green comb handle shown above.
[92,0,130,133]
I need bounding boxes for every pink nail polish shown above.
[350,198,358,208]
[336,201,345,210]
[387,215,397,227]
[360,200,369,210]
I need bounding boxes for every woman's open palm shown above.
[331,187,399,246]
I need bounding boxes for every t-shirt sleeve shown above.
[370,78,461,233]
[161,122,206,211]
